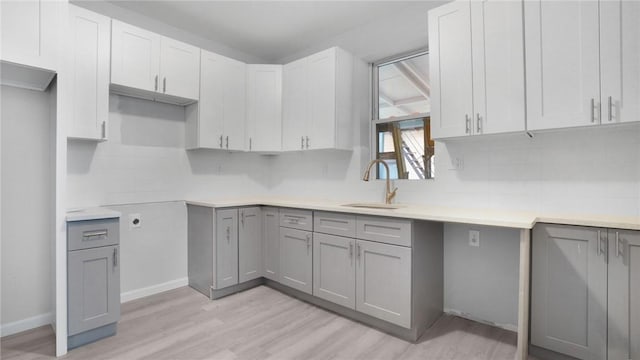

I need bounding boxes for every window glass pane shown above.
[375,118,434,180]
[377,53,430,120]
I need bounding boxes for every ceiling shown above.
[108,1,426,62]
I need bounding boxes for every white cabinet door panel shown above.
[307,48,336,150]
[428,1,474,139]
[198,51,226,149]
[222,58,246,151]
[246,65,282,152]
[525,1,600,131]
[282,58,308,151]
[159,37,200,100]
[111,20,160,92]
[279,227,312,294]
[355,239,411,328]
[313,233,355,309]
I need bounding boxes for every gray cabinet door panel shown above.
[313,233,355,309]
[279,227,312,294]
[215,209,238,289]
[531,224,607,360]
[68,245,120,336]
[355,239,411,328]
[608,229,640,360]
[239,207,262,283]
[262,207,280,281]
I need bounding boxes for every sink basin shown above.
[341,202,405,210]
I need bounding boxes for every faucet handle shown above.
[386,187,398,204]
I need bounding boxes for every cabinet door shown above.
[215,209,238,289]
[307,48,336,150]
[608,229,640,360]
[221,58,246,151]
[470,0,525,135]
[67,5,110,140]
[239,207,262,283]
[531,224,607,360]
[0,0,59,71]
[279,227,312,294]
[428,1,474,139]
[262,207,280,281]
[355,240,411,328]
[282,58,308,151]
[313,233,355,309]
[246,65,282,152]
[600,1,640,125]
[198,50,228,149]
[524,1,600,131]
[159,37,200,100]
[111,20,161,92]
[68,245,120,336]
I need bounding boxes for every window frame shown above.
[370,48,432,180]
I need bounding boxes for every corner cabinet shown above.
[428,0,525,139]
[110,20,200,105]
[246,65,283,152]
[67,5,111,141]
[531,224,640,360]
[186,51,246,150]
[282,47,354,151]
[525,1,640,130]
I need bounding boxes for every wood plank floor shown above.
[1,285,529,360]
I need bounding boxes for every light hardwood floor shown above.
[1,286,526,360]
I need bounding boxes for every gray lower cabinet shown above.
[262,207,280,281]
[239,207,262,283]
[607,229,640,360]
[215,209,239,289]
[313,233,356,309]
[356,239,411,328]
[532,224,639,360]
[279,227,313,294]
[67,217,120,349]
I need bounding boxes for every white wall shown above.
[1,86,54,335]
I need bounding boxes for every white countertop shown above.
[66,207,122,222]
[185,197,640,231]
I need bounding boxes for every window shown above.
[372,51,434,180]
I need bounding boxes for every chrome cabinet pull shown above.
[465,114,471,134]
[249,138,252,151]
[306,136,309,149]
[219,135,223,148]
[306,234,311,251]
[154,75,158,91]
[356,243,361,261]
[241,210,244,226]
[83,230,107,239]
[113,247,118,267]
[597,230,607,257]
[608,96,613,122]
[163,77,166,93]
[226,136,229,149]
[591,98,596,123]
[349,242,353,259]
[101,121,106,139]
[226,227,230,242]
[616,232,623,258]
[301,136,304,150]
[476,113,482,133]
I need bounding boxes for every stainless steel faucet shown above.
[362,159,398,204]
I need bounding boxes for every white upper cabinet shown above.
[110,20,199,104]
[429,0,525,139]
[186,50,246,150]
[599,1,640,125]
[0,0,61,72]
[67,5,111,141]
[525,1,600,131]
[246,65,282,152]
[282,47,354,151]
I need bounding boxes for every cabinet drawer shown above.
[68,218,120,251]
[356,216,411,247]
[279,208,313,231]
[314,211,356,238]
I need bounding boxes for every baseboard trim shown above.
[121,277,188,303]
[443,308,517,333]
[1,312,53,337]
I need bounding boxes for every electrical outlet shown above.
[129,213,142,229]
[449,156,464,170]
[469,230,480,247]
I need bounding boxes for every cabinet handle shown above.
[616,231,623,258]
[101,121,106,139]
[301,136,304,150]
[82,230,107,239]
[465,114,471,134]
[226,136,229,149]
[113,247,118,267]
[349,242,353,260]
[590,98,596,123]
[608,96,613,122]
[306,136,309,149]
[357,243,361,262]
[163,77,166,93]
[241,210,244,226]
[154,75,158,91]
[219,135,223,148]
[249,138,252,151]
[306,234,311,251]
[476,113,481,133]
[597,230,607,257]
[226,227,230,242]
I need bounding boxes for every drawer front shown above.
[314,211,356,238]
[68,218,120,251]
[279,208,313,231]
[356,216,412,247]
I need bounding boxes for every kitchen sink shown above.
[341,202,405,210]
